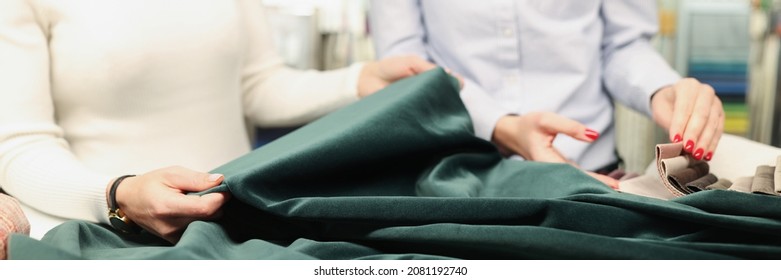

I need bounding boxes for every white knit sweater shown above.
[0,0,362,225]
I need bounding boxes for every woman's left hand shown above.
[357,55,462,97]
[651,78,725,161]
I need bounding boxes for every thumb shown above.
[163,166,224,193]
[172,192,231,218]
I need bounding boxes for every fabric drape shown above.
[9,69,781,260]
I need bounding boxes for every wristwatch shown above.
[107,175,142,234]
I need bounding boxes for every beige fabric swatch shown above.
[619,172,640,181]
[729,176,754,193]
[618,173,677,200]
[751,165,776,195]
[660,155,693,176]
[655,143,689,197]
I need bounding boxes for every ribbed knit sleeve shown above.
[0,0,112,224]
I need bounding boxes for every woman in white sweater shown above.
[0,0,439,243]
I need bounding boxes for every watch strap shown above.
[107,175,140,234]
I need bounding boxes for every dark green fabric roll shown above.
[9,68,781,260]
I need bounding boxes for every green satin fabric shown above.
[9,69,781,259]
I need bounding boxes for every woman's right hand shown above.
[109,166,230,243]
[0,193,30,260]
[491,112,619,189]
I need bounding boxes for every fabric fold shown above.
[667,162,709,195]
[652,145,734,197]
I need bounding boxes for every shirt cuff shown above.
[624,53,682,117]
[638,70,682,118]
[459,81,513,140]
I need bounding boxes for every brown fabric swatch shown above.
[751,165,777,196]
[705,178,733,190]
[729,176,754,193]
[685,173,719,193]
[667,161,709,195]
[656,143,684,163]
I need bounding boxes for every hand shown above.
[109,166,230,243]
[0,194,30,260]
[357,55,463,97]
[491,112,618,189]
[651,78,724,161]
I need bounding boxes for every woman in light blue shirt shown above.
[370,0,724,187]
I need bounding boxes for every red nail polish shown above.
[585,129,599,140]
[704,152,713,161]
[693,148,704,160]
[684,140,694,153]
[673,134,682,143]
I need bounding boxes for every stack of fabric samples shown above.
[655,142,780,197]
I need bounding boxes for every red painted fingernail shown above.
[704,152,713,161]
[684,140,694,153]
[673,134,682,143]
[693,148,704,160]
[585,129,599,140]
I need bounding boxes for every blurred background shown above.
[259,0,781,173]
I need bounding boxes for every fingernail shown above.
[585,128,599,140]
[208,174,224,182]
[673,134,682,143]
[684,140,694,153]
[693,148,704,160]
[704,152,713,161]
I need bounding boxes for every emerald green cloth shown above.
[9,69,781,259]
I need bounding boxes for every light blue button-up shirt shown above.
[370,0,682,170]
